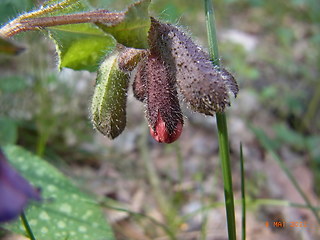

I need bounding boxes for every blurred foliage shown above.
[0,117,17,145]
[0,31,95,161]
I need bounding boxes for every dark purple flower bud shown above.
[148,18,239,116]
[0,148,41,223]
[144,53,184,143]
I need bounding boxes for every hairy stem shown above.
[0,10,124,38]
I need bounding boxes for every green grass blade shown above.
[216,113,237,240]
[204,0,220,66]
[204,0,237,239]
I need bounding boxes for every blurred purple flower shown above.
[0,148,41,223]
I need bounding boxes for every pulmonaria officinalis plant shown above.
[92,17,238,143]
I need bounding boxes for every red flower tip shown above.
[149,113,183,143]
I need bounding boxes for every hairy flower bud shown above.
[148,18,239,115]
[144,53,183,143]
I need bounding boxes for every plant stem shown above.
[204,0,237,239]
[20,211,36,240]
[0,10,124,38]
[216,113,237,240]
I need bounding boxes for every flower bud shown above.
[144,53,183,143]
[148,18,239,116]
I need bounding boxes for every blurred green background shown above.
[0,0,319,239]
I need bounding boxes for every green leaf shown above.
[49,24,117,72]
[3,145,114,240]
[97,0,151,49]
[0,118,17,145]
[0,37,25,55]
[37,0,116,72]
[91,50,130,139]
[36,0,117,72]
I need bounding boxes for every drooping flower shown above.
[0,148,41,223]
[92,18,238,144]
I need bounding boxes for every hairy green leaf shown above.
[3,145,114,240]
[97,0,151,49]
[91,50,129,139]
[37,0,117,72]
[49,24,116,72]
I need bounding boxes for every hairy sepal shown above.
[91,51,129,139]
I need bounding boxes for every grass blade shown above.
[204,0,237,239]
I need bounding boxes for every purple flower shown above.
[0,148,41,223]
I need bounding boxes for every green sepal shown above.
[91,50,130,139]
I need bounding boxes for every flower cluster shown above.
[92,18,238,143]
[132,18,238,143]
